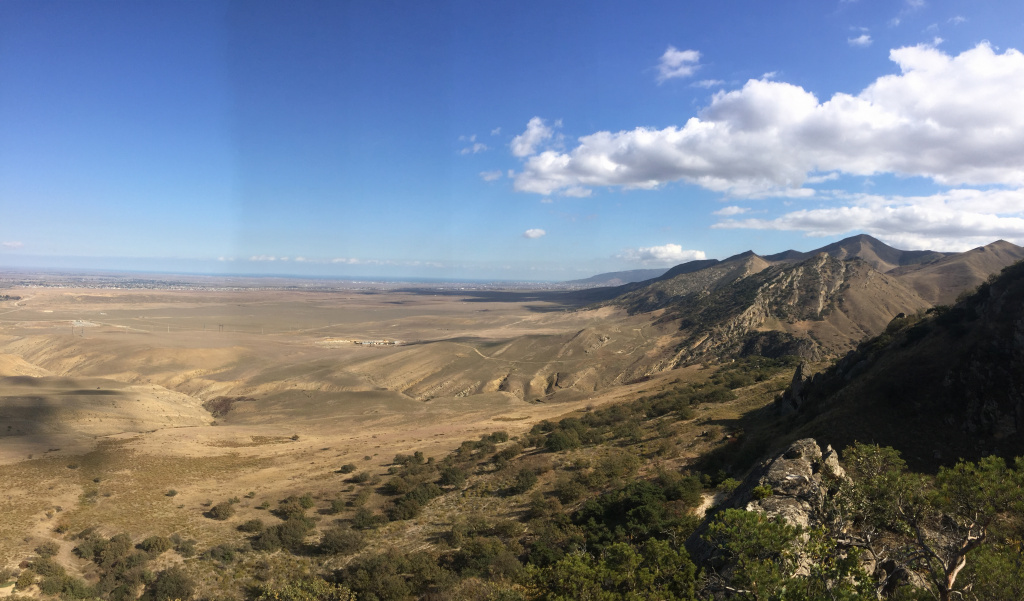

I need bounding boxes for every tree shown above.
[916,455,1024,601]
[703,509,801,600]
[537,540,696,600]
[842,445,1024,601]
[148,566,195,601]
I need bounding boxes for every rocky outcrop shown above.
[686,438,845,563]
[776,362,809,415]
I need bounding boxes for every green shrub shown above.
[237,519,265,533]
[347,488,371,508]
[555,478,587,504]
[508,468,539,495]
[319,525,365,555]
[545,430,581,452]
[148,566,195,601]
[752,484,774,500]
[207,501,235,520]
[386,497,422,521]
[351,507,384,530]
[494,443,524,464]
[15,569,35,591]
[35,541,60,558]
[31,557,66,578]
[204,543,237,563]
[381,476,411,496]
[273,496,308,520]
[171,535,196,558]
[438,466,468,488]
[138,535,172,556]
[275,518,314,551]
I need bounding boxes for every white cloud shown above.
[761,71,778,79]
[805,172,840,184]
[491,127,502,135]
[712,188,1024,250]
[460,142,488,155]
[848,34,872,47]
[523,228,546,239]
[657,47,701,82]
[561,186,592,198]
[511,117,557,157]
[249,255,277,261]
[2,241,23,249]
[693,79,725,88]
[949,16,966,25]
[513,44,1024,198]
[620,244,706,265]
[480,170,503,182]
[713,206,749,216]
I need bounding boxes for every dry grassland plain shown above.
[0,284,686,566]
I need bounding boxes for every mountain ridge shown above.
[592,236,1024,368]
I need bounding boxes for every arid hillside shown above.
[596,235,1024,365]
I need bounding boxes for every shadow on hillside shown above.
[395,287,623,312]
[692,402,795,479]
[397,335,509,347]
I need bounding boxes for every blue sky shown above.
[2,1,1023,280]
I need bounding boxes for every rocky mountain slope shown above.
[779,257,1024,468]
[595,235,1024,368]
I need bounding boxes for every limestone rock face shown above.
[686,438,845,563]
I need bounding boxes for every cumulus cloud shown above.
[657,47,701,82]
[511,117,558,157]
[848,34,872,47]
[620,244,706,265]
[480,170,503,182]
[713,206,749,216]
[512,43,1024,198]
[693,79,725,88]
[523,228,546,239]
[713,188,1024,250]
[2,241,23,249]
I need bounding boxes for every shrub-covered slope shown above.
[780,259,1024,469]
